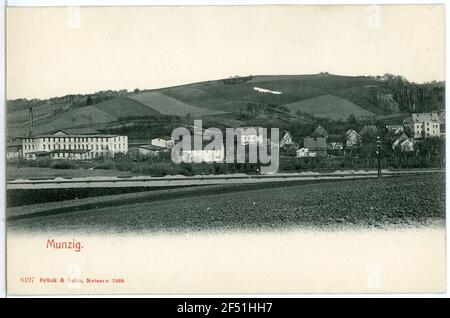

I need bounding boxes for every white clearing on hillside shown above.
[253,87,282,95]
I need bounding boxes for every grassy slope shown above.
[93,96,162,118]
[335,85,391,115]
[7,173,444,233]
[160,76,326,110]
[6,102,69,125]
[285,94,375,120]
[129,91,228,117]
[159,74,386,116]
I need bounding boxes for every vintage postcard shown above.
[4,4,446,295]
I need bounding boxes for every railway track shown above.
[6,169,444,189]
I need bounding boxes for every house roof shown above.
[21,134,119,139]
[49,149,91,154]
[52,128,101,135]
[393,132,409,144]
[139,144,167,151]
[27,150,91,155]
[152,136,173,141]
[393,135,414,149]
[345,129,361,137]
[280,131,294,142]
[412,112,440,123]
[7,141,22,147]
[311,125,328,137]
[400,138,414,144]
[303,137,327,150]
[386,124,403,129]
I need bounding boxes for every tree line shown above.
[374,74,445,113]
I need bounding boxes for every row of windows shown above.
[23,136,126,143]
[24,144,126,151]
[415,127,439,132]
[416,123,439,129]
[41,144,126,151]
[416,129,439,134]
[27,151,126,159]
[49,152,113,158]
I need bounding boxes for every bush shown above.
[130,162,186,177]
[191,163,215,175]
[25,158,51,168]
[213,163,230,174]
[115,161,133,171]
[94,160,116,170]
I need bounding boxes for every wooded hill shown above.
[6,73,444,138]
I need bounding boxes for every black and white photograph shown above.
[2,3,447,295]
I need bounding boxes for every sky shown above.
[6,5,445,100]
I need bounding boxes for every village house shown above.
[279,130,294,148]
[151,136,176,149]
[171,134,226,163]
[181,144,225,163]
[392,132,414,152]
[328,142,344,151]
[296,147,310,158]
[404,112,440,139]
[239,127,264,145]
[345,129,362,149]
[296,137,327,158]
[396,139,414,152]
[138,144,167,156]
[438,111,445,139]
[326,134,345,156]
[21,129,128,160]
[6,140,22,160]
[386,125,404,134]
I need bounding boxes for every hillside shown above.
[93,96,161,118]
[6,73,444,138]
[8,106,117,137]
[285,94,375,120]
[129,91,227,117]
[159,74,384,114]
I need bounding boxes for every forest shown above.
[369,74,445,113]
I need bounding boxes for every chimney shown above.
[28,107,33,137]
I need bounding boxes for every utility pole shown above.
[28,107,34,137]
[377,135,381,178]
